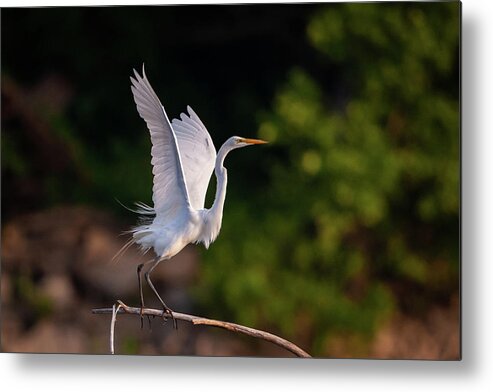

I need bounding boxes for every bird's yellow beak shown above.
[240,138,268,145]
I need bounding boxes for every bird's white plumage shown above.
[171,106,216,210]
[127,65,266,261]
[130,68,192,224]
[125,65,267,320]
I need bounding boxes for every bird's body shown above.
[133,207,220,258]
[125,66,266,324]
[131,140,232,258]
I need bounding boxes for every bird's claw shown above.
[139,307,152,330]
[139,307,144,329]
[162,307,178,330]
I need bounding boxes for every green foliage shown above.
[15,274,54,320]
[196,2,459,355]
[2,133,30,176]
[122,336,140,355]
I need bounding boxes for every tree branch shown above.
[92,301,311,358]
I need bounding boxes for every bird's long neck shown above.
[202,144,231,248]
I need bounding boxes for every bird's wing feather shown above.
[171,106,216,210]
[130,67,191,222]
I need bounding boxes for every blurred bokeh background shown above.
[1,2,460,358]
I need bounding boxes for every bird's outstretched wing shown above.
[171,106,216,210]
[130,67,191,222]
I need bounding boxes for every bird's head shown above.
[227,136,268,149]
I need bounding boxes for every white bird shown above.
[126,66,267,327]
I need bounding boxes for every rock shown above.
[151,245,199,287]
[39,274,76,310]
[1,206,116,274]
[370,296,460,360]
[4,320,86,353]
[1,274,11,304]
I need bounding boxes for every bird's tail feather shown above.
[111,199,156,263]
[111,236,137,264]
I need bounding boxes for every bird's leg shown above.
[137,260,153,329]
[144,258,178,330]
[137,263,146,329]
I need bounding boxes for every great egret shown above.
[126,66,267,327]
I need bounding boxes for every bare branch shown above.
[93,301,311,358]
[110,303,123,354]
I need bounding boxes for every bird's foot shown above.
[162,307,178,330]
[140,306,144,329]
[139,307,152,330]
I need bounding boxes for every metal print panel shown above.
[1,1,460,359]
